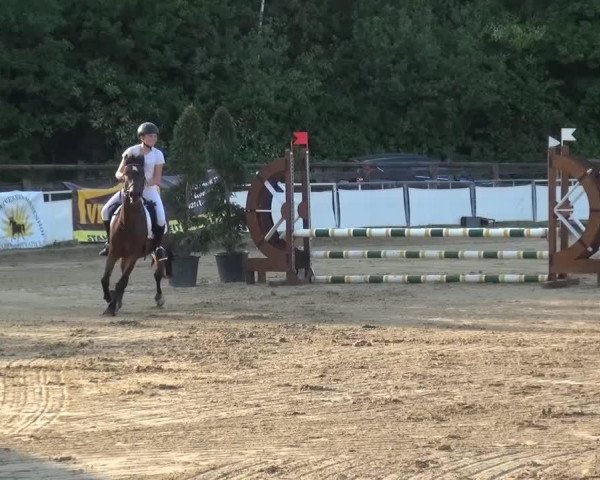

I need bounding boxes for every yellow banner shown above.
[67,184,120,243]
[66,183,183,243]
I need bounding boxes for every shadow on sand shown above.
[0,447,99,480]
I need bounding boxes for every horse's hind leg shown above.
[105,256,137,316]
[154,267,165,307]
[154,248,172,307]
[101,254,118,305]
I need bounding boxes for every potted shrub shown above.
[165,104,211,287]
[204,106,248,282]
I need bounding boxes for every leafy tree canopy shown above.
[2,0,600,166]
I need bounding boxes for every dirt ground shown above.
[1,237,600,479]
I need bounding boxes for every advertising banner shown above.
[65,183,120,243]
[0,191,48,249]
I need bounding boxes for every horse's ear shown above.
[125,154,145,168]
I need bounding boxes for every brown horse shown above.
[101,154,170,316]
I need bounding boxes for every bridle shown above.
[123,164,144,203]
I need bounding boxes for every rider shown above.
[99,122,167,259]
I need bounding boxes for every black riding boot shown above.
[98,220,111,256]
[152,225,166,261]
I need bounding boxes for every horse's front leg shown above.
[101,254,118,305]
[105,256,138,316]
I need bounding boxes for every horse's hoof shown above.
[102,307,116,316]
[155,296,165,308]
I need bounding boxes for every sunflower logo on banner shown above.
[0,192,47,249]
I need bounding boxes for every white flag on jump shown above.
[561,128,576,144]
[548,136,560,148]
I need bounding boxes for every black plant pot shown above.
[169,255,200,287]
[215,251,248,283]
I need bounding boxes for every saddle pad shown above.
[110,205,154,238]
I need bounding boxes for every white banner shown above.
[306,191,337,228]
[232,190,248,210]
[0,191,48,249]
[42,199,74,244]
[271,188,337,230]
[409,187,471,226]
[476,185,533,221]
[338,188,406,227]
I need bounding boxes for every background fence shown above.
[1,180,585,249]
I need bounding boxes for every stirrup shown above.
[99,242,109,256]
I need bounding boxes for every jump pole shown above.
[312,250,549,260]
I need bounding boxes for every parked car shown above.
[350,153,453,182]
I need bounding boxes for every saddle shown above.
[143,200,168,235]
[107,198,166,237]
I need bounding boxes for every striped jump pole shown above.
[311,250,549,260]
[295,227,548,239]
[312,274,549,284]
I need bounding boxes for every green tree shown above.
[206,106,244,186]
[204,106,246,253]
[0,0,78,164]
[3,0,600,169]
[169,104,206,232]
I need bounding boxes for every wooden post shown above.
[547,147,557,282]
[559,146,570,266]
[284,148,298,284]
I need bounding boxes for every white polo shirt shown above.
[123,144,165,183]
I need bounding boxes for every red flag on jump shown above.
[293,131,308,146]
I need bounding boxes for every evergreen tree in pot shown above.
[204,106,248,282]
[165,104,211,287]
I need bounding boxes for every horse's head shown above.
[122,154,145,203]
